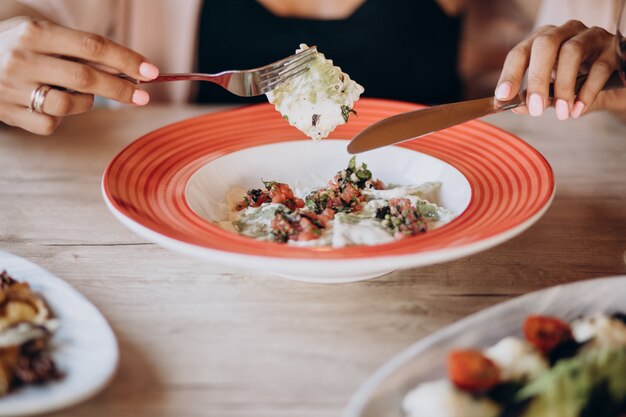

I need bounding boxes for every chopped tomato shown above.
[339,182,362,204]
[328,173,344,191]
[298,217,321,241]
[388,198,411,212]
[524,315,573,354]
[327,195,343,210]
[369,179,386,190]
[234,189,269,211]
[321,208,335,219]
[265,182,304,211]
[384,198,428,236]
[447,350,500,392]
[268,182,294,204]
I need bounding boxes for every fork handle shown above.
[116,73,224,84]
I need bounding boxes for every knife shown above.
[347,72,624,154]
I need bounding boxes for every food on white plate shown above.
[266,44,364,141]
[403,313,626,417]
[0,271,60,396]
[221,157,454,247]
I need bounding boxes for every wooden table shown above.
[1,105,625,417]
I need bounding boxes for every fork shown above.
[118,46,317,97]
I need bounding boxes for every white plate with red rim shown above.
[102,99,555,283]
[342,275,626,417]
[0,250,118,416]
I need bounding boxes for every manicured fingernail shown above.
[139,62,159,80]
[132,90,150,105]
[495,82,511,100]
[571,101,585,118]
[555,99,569,120]
[528,93,544,116]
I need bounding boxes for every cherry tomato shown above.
[524,315,573,354]
[447,350,500,392]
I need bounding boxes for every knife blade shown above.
[347,72,624,154]
[347,96,521,154]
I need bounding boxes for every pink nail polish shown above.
[528,94,544,117]
[495,82,511,100]
[139,62,159,80]
[132,90,150,106]
[571,101,585,118]
[555,99,569,121]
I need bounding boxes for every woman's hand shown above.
[0,17,159,135]
[494,20,625,120]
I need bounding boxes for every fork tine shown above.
[258,46,317,78]
[259,49,314,88]
[260,54,314,86]
[258,66,310,94]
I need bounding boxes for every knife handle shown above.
[495,70,624,111]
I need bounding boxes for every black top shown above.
[196,0,461,105]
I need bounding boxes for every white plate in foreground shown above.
[343,276,626,417]
[0,250,118,416]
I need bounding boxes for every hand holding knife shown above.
[347,72,624,154]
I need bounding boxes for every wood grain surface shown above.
[0,105,625,417]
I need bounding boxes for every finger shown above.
[42,89,94,116]
[495,39,533,101]
[0,103,62,136]
[588,89,626,113]
[8,82,94,116]
[554,26,611,120]
[495,25,559,101]
[15,18,159,81]
[511,105,529,115]
[571,50,616,118]
[21,53,149,105]
[525,20,588,117]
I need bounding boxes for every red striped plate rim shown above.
[103,98,554,260]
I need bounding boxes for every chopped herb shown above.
[305,199,318,212]
[248,189,264,203]
[312,114,321,126]
[347,156,357,172]
[341,105,357,123]
[0,270,16,288]
[375,206,390,219]
[262,180,278,190]
[517,348,626,417]
[415,200,441,221]
[487,381,526,405]
[612,312,626,326]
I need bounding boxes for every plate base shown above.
[264,269,397,284]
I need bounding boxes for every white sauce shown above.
[484,337,548,382]
[331,215,395,247]
[571,314,626,352]
[403,380,500,417]
[0,320,59,348]
[266,44,364,141]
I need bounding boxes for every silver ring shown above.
[27,85,52,114]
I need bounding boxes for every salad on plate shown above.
[221,157,454,247]
[403,312,626,417]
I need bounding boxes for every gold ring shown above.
[27,85,52,114]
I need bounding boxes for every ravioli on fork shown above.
[266,44,364,141]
